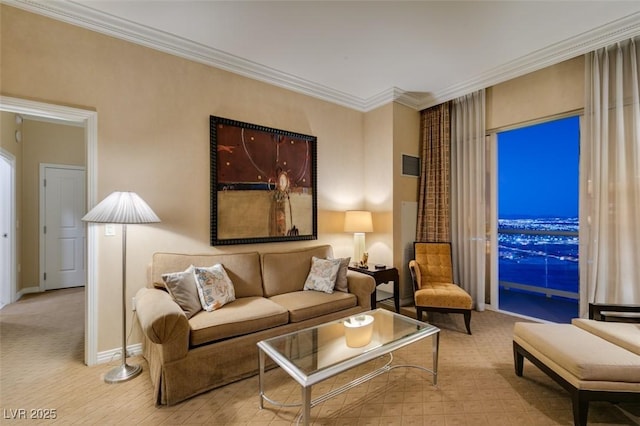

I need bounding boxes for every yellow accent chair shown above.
[409,242,473,334]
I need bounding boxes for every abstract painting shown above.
[210,116,317,245]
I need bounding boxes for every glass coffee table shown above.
[257,308,440,425]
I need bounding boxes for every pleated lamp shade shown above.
[82,191,160,224]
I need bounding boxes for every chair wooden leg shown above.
[416,307,424,322]
[463,310,472,335]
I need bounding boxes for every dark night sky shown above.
[498,115,580,218]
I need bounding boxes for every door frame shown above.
[488,133,499,312]
[0,96,98,366]
[0,148,16,308]
[39,163,87,292]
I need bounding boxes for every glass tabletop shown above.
[258,309,439,381]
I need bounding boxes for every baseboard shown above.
[16,286,41,300]
[97,343,143,364]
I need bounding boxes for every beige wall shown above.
[363,103,394,267]
[1,5,369,352]
[20,119,85,289]
[392,103,420,301]
[359,102,420,305]
[487,56,585,130]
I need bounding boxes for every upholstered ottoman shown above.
[513,321,640,426]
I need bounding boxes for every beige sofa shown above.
[135,245,376,406]
[513,309,640,426]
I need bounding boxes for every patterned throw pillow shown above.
[333,257,351,293]
[162,265,202,319]
[193,264,236,311]
[303,256,341,294]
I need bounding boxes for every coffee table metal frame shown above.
[257,309,440,425]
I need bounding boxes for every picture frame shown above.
[210,116,317,246]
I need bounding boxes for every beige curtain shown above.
[581,37,640,314]
[416,102,451,242]
[451,90,486,311]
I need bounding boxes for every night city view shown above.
[498,116,580,322]
[499,217,578,295]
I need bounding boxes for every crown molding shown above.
[5,1,640,112]
[392,89,428,111]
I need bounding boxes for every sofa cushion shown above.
[513,322,640,383]
[415,283,472,309]
[333,257,351,293]
[161,265,201,319]
[151,252,263,298]
[572,318,640,356]
[193,265,236,311]
[261,245,333,297]
[303,256,341,293]
[269,290,357,323]
[188,297,289,346]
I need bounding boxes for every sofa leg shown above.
[463,311,472,335]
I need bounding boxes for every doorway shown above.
[40,164,86,291]
[0,96,98,365]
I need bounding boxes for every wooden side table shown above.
[348,266,400,312]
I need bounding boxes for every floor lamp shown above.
[82,191,160,383]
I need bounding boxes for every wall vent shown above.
[401,154,420,177]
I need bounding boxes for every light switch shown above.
[105,224,116,236]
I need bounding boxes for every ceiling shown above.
[8,1,640,111]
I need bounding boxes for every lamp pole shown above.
[104,223,142,383]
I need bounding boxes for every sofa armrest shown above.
[135,287,190,362]
[346,270,376,309]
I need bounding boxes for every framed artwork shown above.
[210,116,317,245]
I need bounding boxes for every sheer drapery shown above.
[581,37,640,314]
[416,103,451,242]
[451,90,486,311]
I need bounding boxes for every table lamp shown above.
[344,210,373,267]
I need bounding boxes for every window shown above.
[497,116,579,322]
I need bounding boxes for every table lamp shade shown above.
[343,210,373,233]
[82,191,160,224]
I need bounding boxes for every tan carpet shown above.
[1,288,638,425]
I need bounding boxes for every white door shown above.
[0,153,13,307]
[42,165,86,290]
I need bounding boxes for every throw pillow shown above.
[193,264,236,311]
[303,256,341,294]
[333,257,351,293]
[162,265,201,319]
